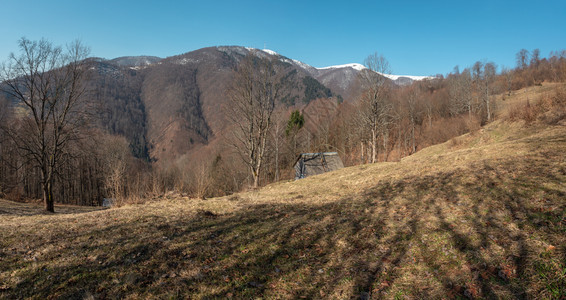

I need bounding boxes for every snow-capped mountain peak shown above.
[228,46,433,85]
[317,63,367,71]
[251,48,431,81]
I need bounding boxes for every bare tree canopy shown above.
[0,37,90,212]
[226,54,281,189]
[516,49,530,69]
[357,52,392,163]
[449,68,473,117]
[362,53,391,78]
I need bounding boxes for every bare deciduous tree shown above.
[449,68,473,118]
[191,160,211,200]
[0,96,11,196]
[516,49,530,69]
[227,54,281,189]
[500,66,513,96]
[102,135,130,206]
[482,62,497,122]
[405,87,422,154]
[270,110,286,182]
[358,52,392,163]
[0,38,89,212]
[530,49,540,68]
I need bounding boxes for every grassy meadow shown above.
[1,84,565,299]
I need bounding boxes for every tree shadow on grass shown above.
[0,199,105,216]
[2,151,565,299]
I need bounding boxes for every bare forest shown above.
[1,43,566,210]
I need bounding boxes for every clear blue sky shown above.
[1,0,565,76]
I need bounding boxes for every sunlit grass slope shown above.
[1,87,565,299]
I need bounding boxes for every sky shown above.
[1,0,565,76]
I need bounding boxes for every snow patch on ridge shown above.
[290,58,315,71]
[318,64,432,81]
[249,47,315,71]
[175,58,199,65]
[318,63,367,71]
[261,49,279,56]
[236,47,433,83]
[377,73,434,81]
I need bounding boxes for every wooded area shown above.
[1,42,566,211]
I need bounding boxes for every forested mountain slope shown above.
[85,46,353,163]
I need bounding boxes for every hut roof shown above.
[293,152,344,179]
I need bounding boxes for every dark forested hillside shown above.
[140,63,210,163]
[109,56,162,67]
[86,59,150,159]
[83,47,341,164]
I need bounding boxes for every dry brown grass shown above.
[497,82,565,116]
[506,84,566,127]
[1,88,566,299]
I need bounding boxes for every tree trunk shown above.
[371,128,377,163]
[360,141,364,164]
[252,171,259,189]
[411,121,416,154]
[43,181,54,213]
[293,133,297,157]
[397,127,402,161]
[485,88,491,122]
[383,131,389,161]
[274,142,279,182]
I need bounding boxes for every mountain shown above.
[307,62,434,88]
[6,46,433,165]
[84,46,343,164]
[379,73,435,86]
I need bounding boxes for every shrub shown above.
[507,87,566,125]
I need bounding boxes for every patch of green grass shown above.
[534,259,566,298]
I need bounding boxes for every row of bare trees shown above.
[447,61,497,123]
[0,38,91,212]
[259,48,566,171]
[0,39,154,211]
[2,38,566,211]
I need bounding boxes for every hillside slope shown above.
[83,47,341,163]
[1,119,565,299]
